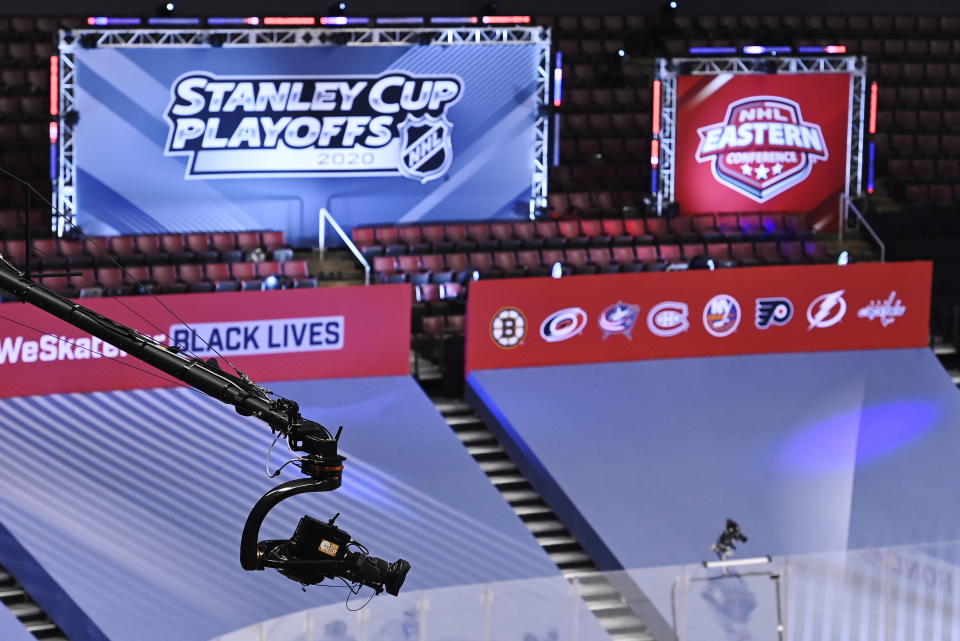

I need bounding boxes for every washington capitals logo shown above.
[398,115,453,183]
[599,302,640,339]
[695,96,828,203]
[857,291,906,327]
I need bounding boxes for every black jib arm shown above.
[0,257,338,455]
[0,255,416,593]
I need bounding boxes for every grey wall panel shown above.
[469,349,960,570]
[0,599,34,641]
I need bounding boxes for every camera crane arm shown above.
[0,259,411,587]
[0,257,311,433]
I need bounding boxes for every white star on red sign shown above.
[772,163,784,175]
[740,164,753,176]
[754,164,770,180]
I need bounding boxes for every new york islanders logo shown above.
[695,96,828,203]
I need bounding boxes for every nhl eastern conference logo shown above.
[695,96,828,203]
[164,71,462,182]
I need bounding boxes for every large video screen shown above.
[674,72,852,229]
[62,29,547,244]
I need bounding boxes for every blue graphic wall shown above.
[0,598,33,641]
[67,35,545,245]
[0,376,558,641]
[468,348,960,570]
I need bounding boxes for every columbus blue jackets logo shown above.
[598,302,640,339]
[754,297,793,329]
[695,96,828,203]
[398,115,453,183]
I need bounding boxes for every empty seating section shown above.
[0,18,84,203]
[0,13,933,315]
[0,230,313,300]
[545,15,656,204]
[542,14,960,206]
[355,215,827,283]
[2,257,315,299]
[413,281,466,334]
[0,208,52,239]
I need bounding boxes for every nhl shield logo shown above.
[695,96,828,203]
[397,115,453,184]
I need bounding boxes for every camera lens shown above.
[342,551,411,595]
[383,558,411,596]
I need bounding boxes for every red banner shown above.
[466,263,932,372]
[0,285,411,398]
[674,73,852,231]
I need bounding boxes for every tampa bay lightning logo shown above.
[398,115,453,183]
[599,301,640,339]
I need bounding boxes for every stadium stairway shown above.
[934,343,960,387]
[410,281,658,639]
[423,389,659,641]
[0,564,67,641]
[307,247,366,286]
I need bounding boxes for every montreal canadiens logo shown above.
[647,301,689,337]
[491,307,526,348]
[695,96,828,203]
[540,307,588,343]
[599,302,640,339]
[703,294,741,337]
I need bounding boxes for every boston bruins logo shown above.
[490,307,526,348]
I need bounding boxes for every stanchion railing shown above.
[841,195,886,262]
[213,539,960,641]
[318,207,371,286]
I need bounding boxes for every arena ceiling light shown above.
[209,17,260,25]
[482,16,531,24]
[263,16,316,25]
[689,46,736,55]
[148,16,201,25]
[87,16,142,25]
[742,45,792,55]
[430,16,478,24]
[375,17,424,24]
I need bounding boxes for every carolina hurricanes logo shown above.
[695,96,828,203]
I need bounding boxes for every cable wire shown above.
[265,431,304,478]
[0,311,203,394]
[22,241,173,344]
[345,582,376,611]
[0,167,249,379]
